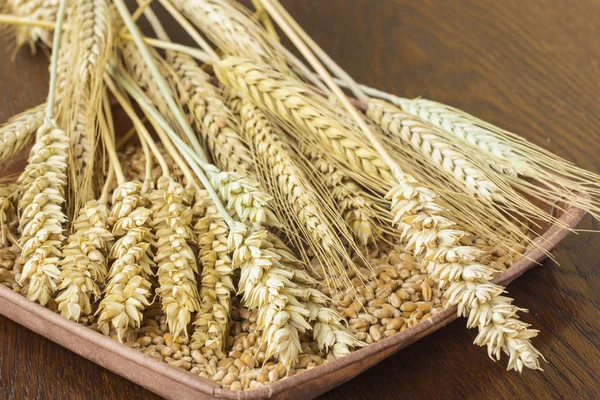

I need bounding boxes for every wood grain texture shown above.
[1,0,599,399]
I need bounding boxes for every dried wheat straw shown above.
[150,176,200,339]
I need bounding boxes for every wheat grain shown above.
[168,52,254,175]
[150,176,200,339]
[17,123,69,305]
[0,104,45,166]
[56,199,113,321]
[214,57,395,188]
[96,181,155,340]
[191,190,234,350]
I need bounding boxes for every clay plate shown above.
[0,151,587,399]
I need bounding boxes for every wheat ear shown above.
[214,57,394,188]
[3,0,59,52]
[56,199,113,321]
[0,104,45,166]
[234,229,312,369]
[168,53,255,175]
[57,0,113,208]
[169,0,287,69]
[240,99,367,289]
[191,190,234,350]
[393,97,600,219]
[17,123,69,305]
[96,181,155,340]
[304,148,381,246]
[150,176,200,339]
[267,233,364,357]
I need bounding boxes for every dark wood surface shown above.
[1,0,600,399]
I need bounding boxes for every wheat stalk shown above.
[150,176,200,339]
[234,229,312,369]
[0,104,45,166]
[56,199,113,321]
[96,181,155,340]
[121,41,174,130]
[191,189,234,350]
[168,52,255,176]
[240,99,366,289]
[17,123,69,305]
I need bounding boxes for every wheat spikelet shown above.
[56,200,113,321]
[96,181,155,340]
[168,52,254,175]
[3,0,59,52]
[204,163,277,226]
[0,104,45,166]
[305,148,381,246]
[17,123,69,305]
[223,88,243,115]
[240,100,367,289]
[0,197,16,247]
[191,190,233,350]
[149,176,200,339]
[234,229,312,368]
[172,0,286,68]
[214,57,395,188]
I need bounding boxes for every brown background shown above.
[1,0,600,399]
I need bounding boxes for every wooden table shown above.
[1,0,599,398]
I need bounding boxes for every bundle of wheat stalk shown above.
[0,0,598,391]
